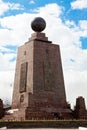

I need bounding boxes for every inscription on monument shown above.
[44,51,54,91]
[19,62,28,93]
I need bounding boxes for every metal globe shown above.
[31,17,46,32]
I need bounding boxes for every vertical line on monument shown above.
[43,48,55,91]
[19,62,28,93]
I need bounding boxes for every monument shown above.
[12,17,72,120]
[74,96,87,119]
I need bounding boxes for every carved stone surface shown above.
[20,94,24,103]
[19,62,28,93]
[44,59,54,91]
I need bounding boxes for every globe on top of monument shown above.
[31,17,46,32]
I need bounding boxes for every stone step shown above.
[1,114,14,121]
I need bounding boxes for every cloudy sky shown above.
[0,0,87,108]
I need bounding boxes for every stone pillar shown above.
[74,96,87,119]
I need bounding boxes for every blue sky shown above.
[0,0,87,108]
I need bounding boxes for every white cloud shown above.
[8,3,24,10]
[65,70,87,108]
[35,3,63,17]
[0,71,14,104]
[79,20,87,30]
[71,0,87,9]
[0,13,34,46]
[0,0,23,16]
[0,3,87,108]
[0,52,16,71]
[29,0,35,4]
[0,0,9,16]
[0,46,15,53]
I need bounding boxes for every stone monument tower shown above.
[74,96,87,119]
[12,17,71,120]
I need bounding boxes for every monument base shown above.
[11,107,72,120]
[0,120,87,128]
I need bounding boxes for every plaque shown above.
[19,62,28,93]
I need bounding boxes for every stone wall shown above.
[0,120,87,128]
